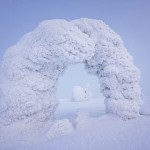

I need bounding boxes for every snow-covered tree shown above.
[72,84,92,102]
[0,18,142,126]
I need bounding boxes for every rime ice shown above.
[72,85,92,102]
[0,18,142,126]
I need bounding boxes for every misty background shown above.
[0,0,149,102]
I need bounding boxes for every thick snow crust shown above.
[0,18,142,127]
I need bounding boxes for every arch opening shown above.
[0,18,142,126]
[55,63,105,119]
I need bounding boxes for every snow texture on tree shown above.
[0,18,142,126]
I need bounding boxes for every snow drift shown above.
[0,18,142,127]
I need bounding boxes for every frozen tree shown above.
[0,18,142,127]
[72,18,142,119]
[72,84,92,102]
[84,83,92,101]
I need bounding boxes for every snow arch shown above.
[0,18,142,125]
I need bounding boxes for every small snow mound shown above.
[75,111,97,129]
[46,119,74,139]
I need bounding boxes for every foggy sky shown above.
[0,0,150,100]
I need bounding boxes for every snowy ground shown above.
[1,99,150,150]
[18,115,150,150]
[55,98,105,119]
